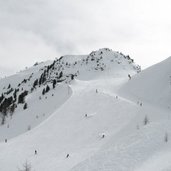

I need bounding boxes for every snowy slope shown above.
[120,56,171,108]
[70,56,171,171]
[0,48,144,171]
[0,78,139,171]
[1,49,171,171]
[0,48,140,141]
[0,60,72,141]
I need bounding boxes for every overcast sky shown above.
[0,0,171,76]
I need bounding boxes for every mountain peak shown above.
[0,48,140,139]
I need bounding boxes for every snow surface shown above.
[0,49,170,171]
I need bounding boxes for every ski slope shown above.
[0,71,138,171]
[73,56,171,171]
[0,49,171,171]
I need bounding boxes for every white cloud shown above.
[0,0,171,76]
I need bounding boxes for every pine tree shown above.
[58,71,63,79]
[0,93,4,104]
[42,88,46,95]
[53,80,57,89]
[33,79,38,88]
[1,115,5,125]
[45,85,50,93]
[71,74,74,80]
[18,91,28,104]
[23,103,28,110]
[8,84,11,89]
[39,75,43,85]
[10,103,16,114]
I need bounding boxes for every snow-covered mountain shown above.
[1,48,171,171]
[0,48,140,141]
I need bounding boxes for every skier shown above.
[66,154,69,158]
[85,114,88,117]
[5,139,7,143]
[102,134,105,138]
[128,74,131,80]
[35,150,37,155]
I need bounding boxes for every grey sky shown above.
[0,0,171,76]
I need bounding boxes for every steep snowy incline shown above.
[0,48,140,141]
[0,48,142,171]
[0,60,72,141]
[70,56,171,171]
[2,49,171,171]
[0,76,139,171]
[119,56,171,108]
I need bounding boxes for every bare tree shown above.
[18,161,31,171]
